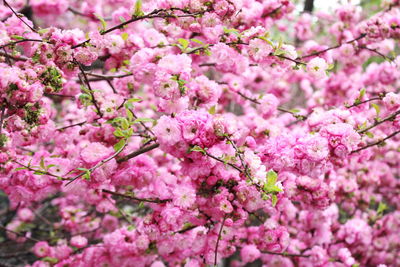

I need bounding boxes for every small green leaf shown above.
[15,167,27,171]
[377,202,388,215]
[190,38,204,45]
[365,131,374,138]
[121,32,129,41]
[40,157,45,170]
[271,195,278,206]
[94,14,107,32]
[359,88,366,99]
[114,139,126,152]
[11,35,25,40]
[190,145,205,153]
[178,38,190,50]
[134,0,144,17]
[114,128,125,137]
[266,170,278,185]
[289,109,300,113]
[371,103,380,116]
[42,257,58,264]
[133,118,154,123]
[121,118,130,130]
[138,202,145,209]
[208,105,216,115]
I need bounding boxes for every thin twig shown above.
[346,96,383,108]
[3,0,37,32]
[299,34,366,59]
[76,61,103,117]
[102,189,171,204]
[57,120,88,131]
[214,215,227,266]
[0,224,40,242]
[72,9,205,48]
[358,109,400,134]
[0,38,44,49]
[262,250,310,258]
[117,143,159,163]
[351,130,400,154]
[65,142,127,186]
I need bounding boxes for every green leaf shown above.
[114,128,125,137]
[190,38,204,45]
[190,145,205,153]
[271,195,278,206]
[40,157,45,170]
[134,0,144,17]
[15,167,27,171]
[126,109,134,122]
[133,118,154,124]
[11,35,25,40]
[42,257,58,264]
[289,109,300,113]
[178,38,190,50]
[121,32,129,41]
[359,88,366,99]
[365,132,374,138]
[266,170,278,186]
[138,202,145,209]
[94,14,107,32]
[208,105,216,115]
[120,118,130,130]
[114,139,126,152]
[371,103,380,116]
[377,202,388,215]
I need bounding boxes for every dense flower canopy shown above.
[0,0,400,266]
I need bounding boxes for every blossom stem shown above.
[117,143,159,163]
[214,215,227,266]
[351,130,400,154]
[102,189,170,204]
[358,109,400,134]
[3,0,37,32]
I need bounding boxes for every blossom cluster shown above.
[0,0,399,266]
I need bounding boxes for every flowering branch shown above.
[102,189,170,204]
[261,250,310,258]
[214,215,227,266]
[65,142,127,186]
[3,0,37,32]
[358,109,400,134]
[299,34,366,59]
[116,143,159,163]
[351,130,400,154]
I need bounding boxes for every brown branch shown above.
[234,91,307,120]
[65,142,127,186]
[262,250,310,258]
[3,0,37,32]
[351,130,400,154]
[359,46,394,61]
[346,96,383,108]
[214,215,227,266]
[67,7,111,21]
[85,72,133,80]
[117,143,159,163]
[0,50,28,61]
[57,120,88,131]
[0,224,41,243]
[76,61,103,117]
[358,109,400,134]
[299,34,366,59]
[72,9,205,49]
[0,104,5,135]
[0,38,44,49]
[102,189,170,204]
